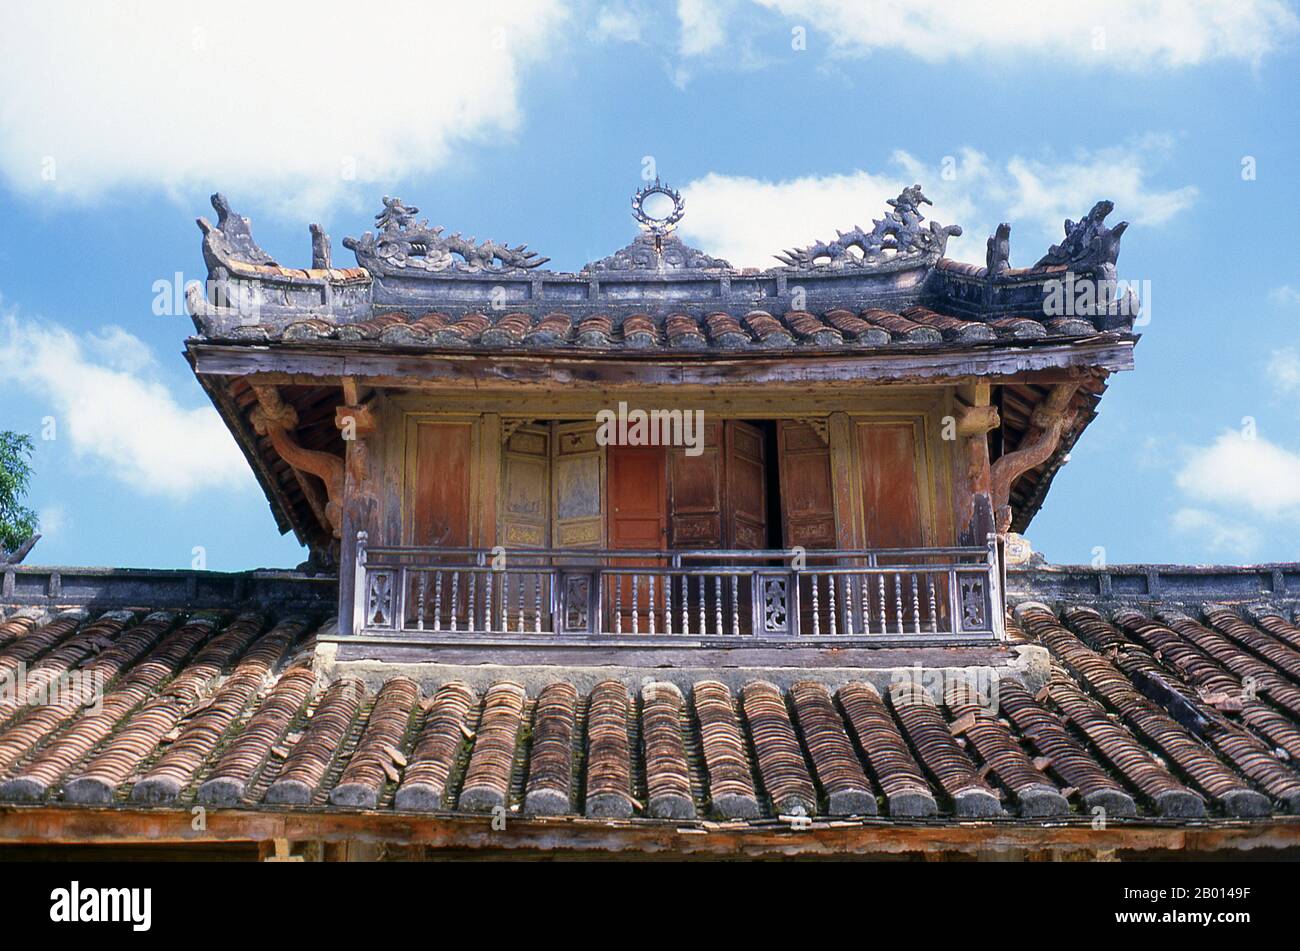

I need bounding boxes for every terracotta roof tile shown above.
[4,595,1298,840]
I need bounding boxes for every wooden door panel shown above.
[407,421,474,548]
[405,420,475,627]
[552,422,604,549]
[855,422,925,549]
[607,445,667,633]
[609,446,667,549]
[499,425,550,549]
[669,420,722,549]
[727,420,767,551]
[777,420,836,549]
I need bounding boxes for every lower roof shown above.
[2,574,1299,856]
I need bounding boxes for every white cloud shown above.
[754,0,1298,67]
[678,141,1195,268]
[1271,285,1300,305]
[0,1,567,216]
[34,504,70,543]
[1170,508,1262,559]
[1174,430,1300,516]
[0,313,251,499]
[593,4,645,43]
[1268,347,1300,394]
[678,0,734,56]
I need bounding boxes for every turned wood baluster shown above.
[894,572,904,635]
[811,573,821,637]
[843,576,854,637]
[484,571,493,634]
[911,573,922,635]
[714,576,723,637]
[467,572,477,632]
[449,573,460,633]
[665,575,674,635]
[433,572,443,633]
[698,576,706,636]
[731,575,740,636]
[877,574,887,635]
[517,573,526,634]
[648,574,657,636]
[534,574,543,634]
[828,574,838,636]
[500,572,509,633]
[631,574,640,636]
[860,575,870,636]
[615,575,623,636]
[417,573,427,631]
[927,575,939,633]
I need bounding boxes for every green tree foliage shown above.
[0,432,39,554]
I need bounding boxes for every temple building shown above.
[1,181,1298,859]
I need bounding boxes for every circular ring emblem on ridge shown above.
[631,179,685,235]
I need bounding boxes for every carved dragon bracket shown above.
[988,383,1079,533]
[250,385,345,539]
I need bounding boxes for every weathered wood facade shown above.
[186,185,1136,656]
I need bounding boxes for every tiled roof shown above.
[220,305,1104,353]
[3,599,1300,834]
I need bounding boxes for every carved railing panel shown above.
[350,537,1002,645]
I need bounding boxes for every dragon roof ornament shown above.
[197,193,279,272]
[776,184,962,270]
[343,197,550,274]
[1035,200,1128,281]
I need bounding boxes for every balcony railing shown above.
[349,534,1004,646]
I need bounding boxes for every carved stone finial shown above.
[310,224,331,270]
[775,184,962,270]
[631,177,685,237]
[344,196,549,274]
[986,223,1010,276]
[1034,200,1127,279]
[196,193,277,271]
[584,178,731,273]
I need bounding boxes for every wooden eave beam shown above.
[187,338,1136,391]
[1,806,1296,859]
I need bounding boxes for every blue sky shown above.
[1,1,1298,570]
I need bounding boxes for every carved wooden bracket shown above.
[796,417,829,445]
[956,402,1000,490]
[501,418,534,444]
[251,384,345,538]
[989,383,1078,533]
[336,403,378,497]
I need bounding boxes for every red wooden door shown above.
[607,445,667,633]
[856,422,925,549]
[406,421,475,627]
[855,420,929,629]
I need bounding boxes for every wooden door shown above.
[552,422,604,549]
[607,445,667,634]
[777,420,836,636]
[668,421,722,549]
[552,422,604,633]
[855,420,929,630]
[406,420,475,548]
[726,421,768,550]
[499,423,550,632]
[405,420,476,627]
[777,420,836,549]
[855,421,925,549]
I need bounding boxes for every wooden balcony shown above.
[349,534,1004,647]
